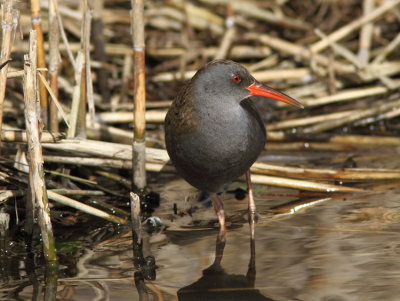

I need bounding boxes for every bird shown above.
[165,60,303,238]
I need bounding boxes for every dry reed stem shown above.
[372,32,400,65]
[231,1,311,31]
[82,1,95,127]
[245,32,355,75]
[67,51,84,138]
[86,121,133,144]
[303,98,400,133]
[315,29,398,89]
[48,0,60,132]
[149,45,272,59]
[1,130,63,142]
[43,155,177,172]
[130,192,141,242]
[131,0,147,190]
[245,174,363,193]
[16,42,272,60]
[169,0,224,35]
[31,0,49,125]
[130,192,143,263]
[358,0,375,63]
[117,53,132,106]
[77,58,87,138]
[310,0,400,54]
[24,30,56,263]
[41,137,400,167]
[38,139,400,193]
[267,110,356,131]
[49,189,105,196]
[0,190,24,204]
[37,72,69,127]
[248,54,279,72]
[251,162,400,181]
[0,1,18,142]
[93,110,167,124]
[329,135,400,145]
[47,190,128,224]
[56,5,76,69]
[42,152,400,182]
[301,85,388,107]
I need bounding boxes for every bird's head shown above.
[192,60,304,109]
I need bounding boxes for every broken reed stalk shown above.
[130,192,143,263]
[30,0,49,125]
[24,30,57,263]
[0,1,18,143]
[48,0,60,132]
[131,0,147,191]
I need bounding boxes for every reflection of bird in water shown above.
[177,229,273,301]
[177,265,273,301]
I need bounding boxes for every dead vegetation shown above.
[1,0,400,248]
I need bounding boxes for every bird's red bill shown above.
[246,82,304,109]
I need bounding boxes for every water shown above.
[2,147,400,300]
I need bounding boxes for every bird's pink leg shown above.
[211,194,227,242]
[246,170,256,240]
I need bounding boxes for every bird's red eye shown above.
[232,75,240,83]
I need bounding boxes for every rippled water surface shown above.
[4,181,400,300]
[2,147,400,300]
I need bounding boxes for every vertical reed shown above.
[48,0,60,132]
[67,51,84,138]
[67,0,92,138]
[30,0,49,126]
[0,0,18,143]
[76,0,92,138]
[130,192,143,262]
[131,0,147,191]
[24,30,57,263]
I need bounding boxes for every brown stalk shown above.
[49,0,60,132]
[24,30,57,263]
[30,0,49,125]
[131,0,147,191]
[76,0,92,138]
[0,1,18,144]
